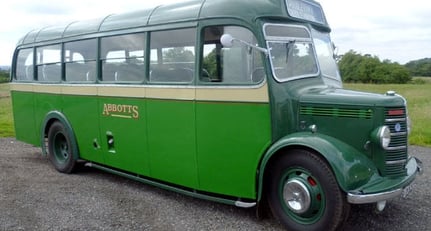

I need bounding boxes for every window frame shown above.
[100,32,147,83]
[198,23,266,86]
[148,27,197,85]
[64,38,98,83]
[264,23,320,82]
[14,47,35,82]
[35,43,62,82]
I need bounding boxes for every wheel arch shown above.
[257,132,377,203]
[40,111,79,160]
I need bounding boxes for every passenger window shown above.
[201,26,265,84]
[149,28,196,83]
[64,39,97,82]
[36,44,62,82]
[101,33,145,82]
[15,48,34,81]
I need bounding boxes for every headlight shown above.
[371,126,391,149]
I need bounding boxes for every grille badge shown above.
[395,123,402,132]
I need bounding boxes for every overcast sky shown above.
[0,0,430,66]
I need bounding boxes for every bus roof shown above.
[17,0,328,46]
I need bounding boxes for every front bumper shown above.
[347,157,422,204]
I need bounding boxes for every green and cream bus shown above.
[10,0,422,230]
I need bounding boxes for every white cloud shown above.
[322,0,431,63]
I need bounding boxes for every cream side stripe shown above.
[33,85,62,94]
[98,86,145,98]
[10,83,33,92]
[146,87,194,100]
[196,85,269,103]
[62,85,97,95]
[9,83,269,103]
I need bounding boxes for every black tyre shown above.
[47,121,77,173]
[267,149,349,231]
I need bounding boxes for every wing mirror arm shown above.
[220,34,268,56]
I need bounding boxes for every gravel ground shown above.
[0,137,429,231]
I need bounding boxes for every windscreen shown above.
[265,24,319,82]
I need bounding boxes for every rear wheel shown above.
[267,149,349,231]
[47,121,77,173]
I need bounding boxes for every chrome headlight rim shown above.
[378,126,391,149]
[371,126,391,149]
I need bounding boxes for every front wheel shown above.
[267,149,349,231]
[47,121,77,173]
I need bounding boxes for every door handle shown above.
[106,131,116,153]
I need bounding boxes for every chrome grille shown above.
[384,107,408,177]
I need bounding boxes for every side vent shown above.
[300,106,372,119]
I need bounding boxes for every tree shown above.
[203,48,218,78]
[404,58,431,76]
[0,70,9,83]
[338,50,411,84]
[163,47,194,63]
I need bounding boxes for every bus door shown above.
[62,39,104,164]
[195,25,272,198]
[144,28,199,189]
[97,33,149,175]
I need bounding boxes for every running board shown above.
[84,162,256,208]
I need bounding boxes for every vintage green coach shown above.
[10,0,422,230]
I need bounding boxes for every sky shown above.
[0,0,430,66]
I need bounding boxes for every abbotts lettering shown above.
[102,103,139,119]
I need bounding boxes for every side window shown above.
[149,28,196,83]
[36,44,62,82]
[101,33,145,82]
[64,39,97,82]
[201,26,265,84]
[15,48,34,81]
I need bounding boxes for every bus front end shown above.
[298,87,422,205]
[257,0,423,230]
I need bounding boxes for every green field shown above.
[0,83,14,137]
[1,81,430,146]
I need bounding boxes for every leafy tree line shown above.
[337,50,411,84]
[0,70,9,83]
[404,58,431,77]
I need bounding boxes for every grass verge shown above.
[0,83,14,137]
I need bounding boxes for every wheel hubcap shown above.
[54,133,69,162]
[283,179,311,214]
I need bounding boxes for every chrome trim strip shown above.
[235,201,257,208]
[386,159,407,165]
[347,188,403,204]
[385,145,407,151]
[385,118,406,122]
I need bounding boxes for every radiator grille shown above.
[384,107,408,177]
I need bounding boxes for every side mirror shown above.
[220,34,234,48]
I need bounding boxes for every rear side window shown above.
[64,39,97,82]
[149,28,196,83]
[101,33,146,82]
[36,44,62,82]
[15,48,34,81]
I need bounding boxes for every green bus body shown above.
[10,0,421,230]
